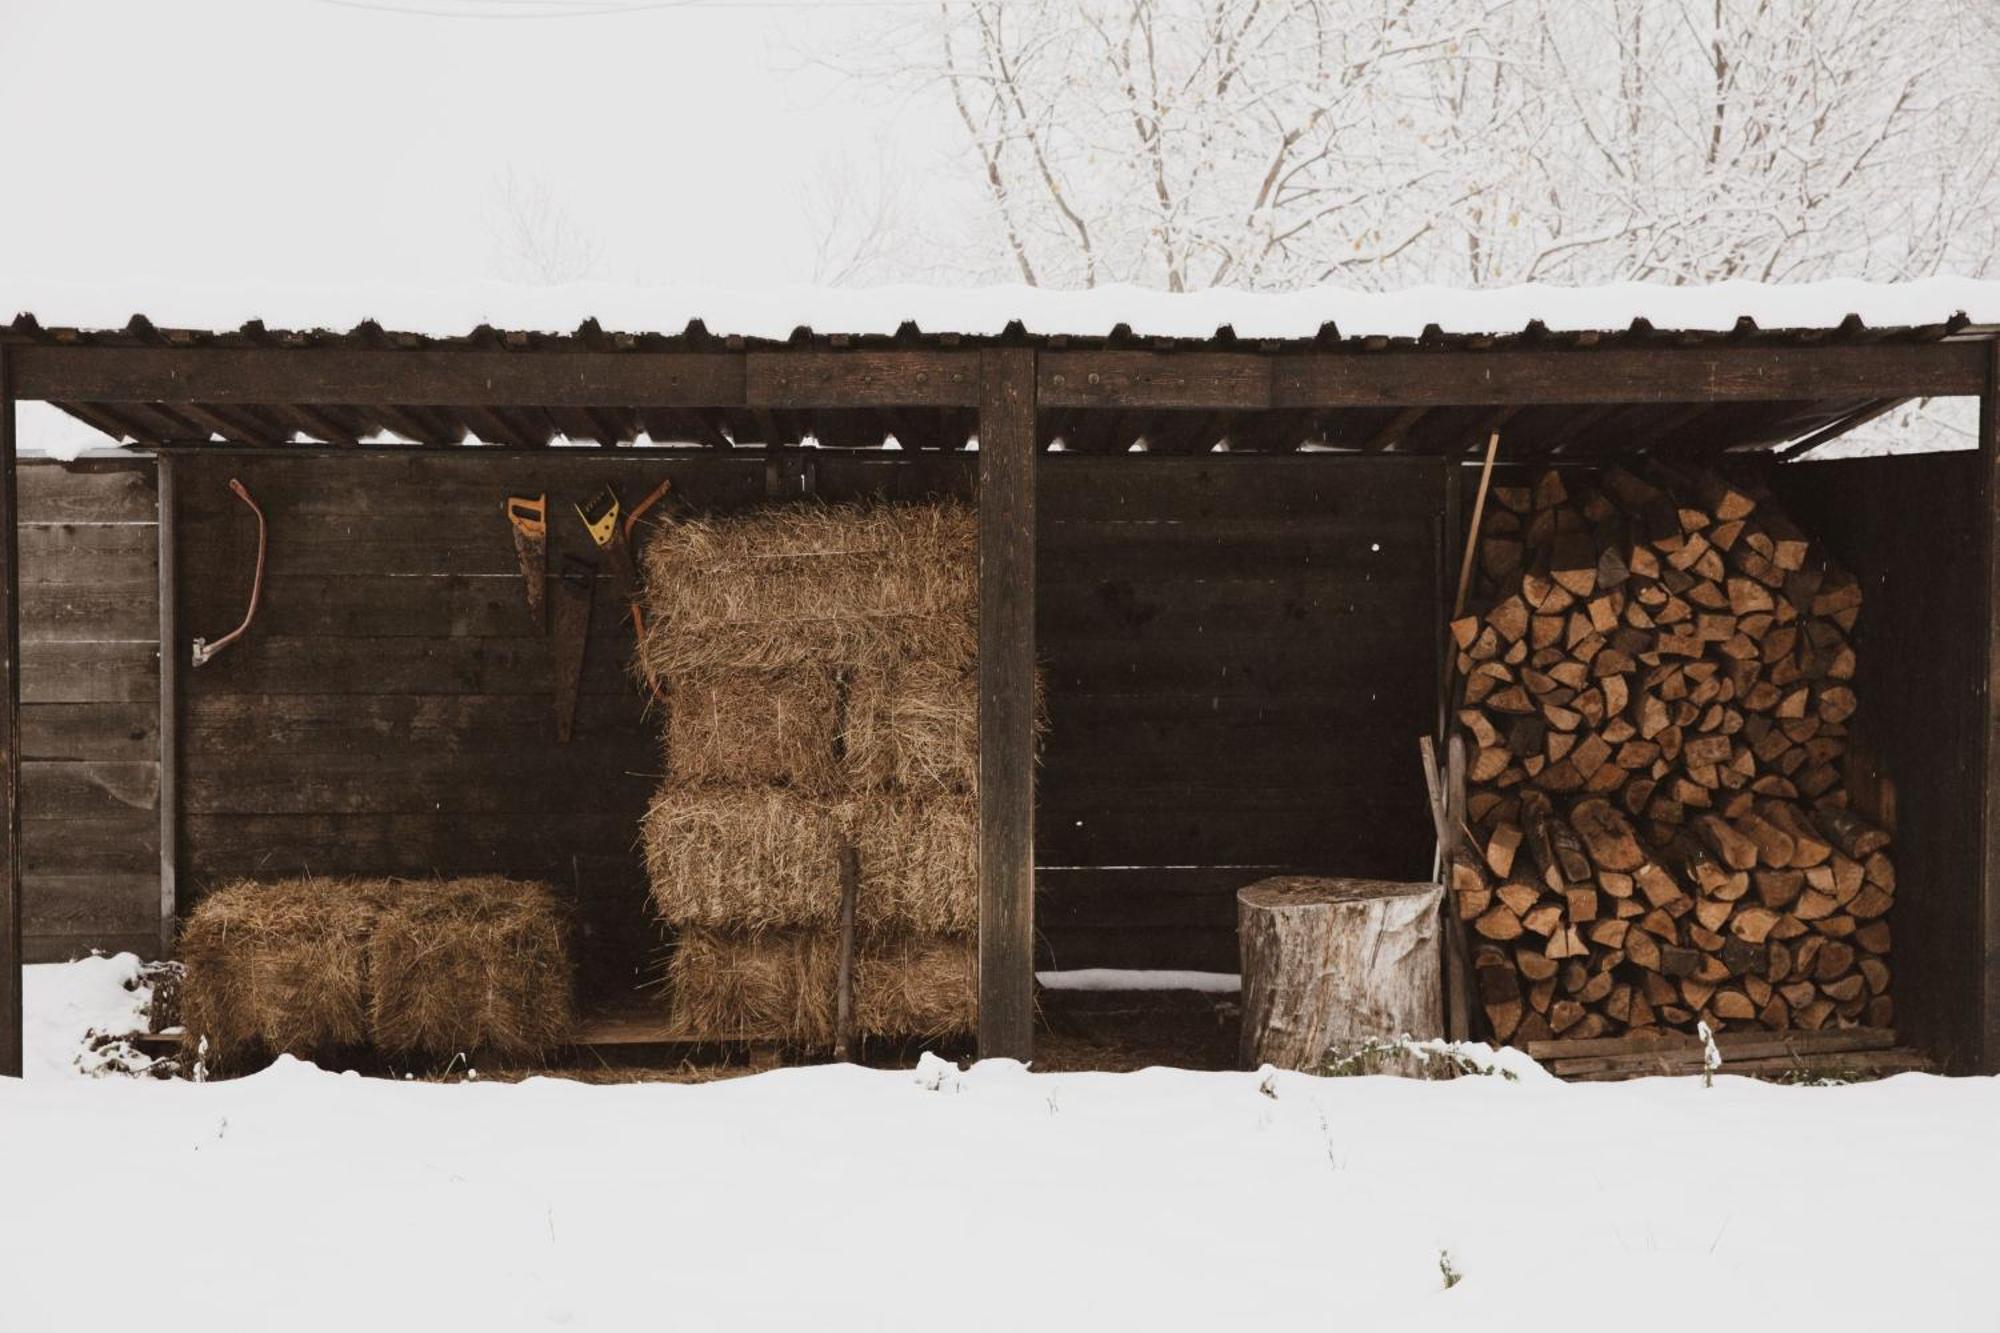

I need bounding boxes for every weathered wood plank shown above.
[19,585,160,641]
[1038,799,1427,869]
[0,348,19,1075]
[24,931,159,965]
[745,351,981,408]
[17,523,157,586]
[1984,339,2000,1074]
[184,811,643,881]
[21,702,159,762]
[1040,353,1274,410]
[1267,343,1982,406]
[1775,450,1986,1071]
[182,749,653,816]
[157,452,177,957]
[18,460,157,524]
[21,641,157,703]
[22,873,160,937]
[183,693,644,753]
[978,348,1037,1060]
[1038,454,1442,522]
[16,346,749,408]
[20,761,158,819]
[23,815,159,878]
[180,634,630,696]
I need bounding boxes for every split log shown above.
[1238,877,1444,1071]
[1448,466,1894,1049]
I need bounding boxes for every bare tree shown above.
[804,147,920,287]
[484,168,603,286]
[844,0,2000,292]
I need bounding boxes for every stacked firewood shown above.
[1448,466,1894,1046]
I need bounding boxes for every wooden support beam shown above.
[977,348,1037,1061]
[1982,340,2000,1073]
[1362,405,1429,452]
[1038,343,1984,410]
[13,346,749,408]
[746,351,981,409]
[1040,353,1273,411]
[1272,344,1984,407]
[0,349,18,1076]
[157,453,178,960]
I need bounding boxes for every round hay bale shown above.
[178,877,385,1069]
[667,927,974,1044]
[668,927,838,1045]
[643,786,846,929]
[666,666,842,792]
[367,877,575,1064]
[851,791,978,934]
[842,660,977,794]
[636,501,975,678]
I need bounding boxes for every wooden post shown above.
[977,348,1036,1061]
[0,349,19,1077]
[1982,340,2000,1074]
[156,452,178,959]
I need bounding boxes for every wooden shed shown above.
[0,285,1996,1074]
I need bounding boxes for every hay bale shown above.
[851,791,978,934]
[643,786,845,929]
[854,932,977,1041]
[178,878,384,1068]
[667,927,839,1044]
[367,877,574,1063]
[668,927,974,1044]
[637,501,975,677]
[666,666,842,791]
[843,660,976,794]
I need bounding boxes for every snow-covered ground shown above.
[8,956,1999,1331]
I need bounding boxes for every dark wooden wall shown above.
[1772,452,1987,1071]
[172,450,974,1001]
[1034,455,1445,971]
[12,448,1447,993]
[19,458,161,962]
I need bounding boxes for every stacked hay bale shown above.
[636,502,978,1045]
[178,875,574,1070]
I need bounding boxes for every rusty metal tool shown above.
[551,553,596,743]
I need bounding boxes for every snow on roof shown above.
[7,275,2000,343]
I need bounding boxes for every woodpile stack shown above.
[1448,466,1894,1047]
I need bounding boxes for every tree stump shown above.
[1238,876,1445,1071]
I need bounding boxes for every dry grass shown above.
[642,785,975,932]
[851,791,978,933]
[665,666,843,791]
[667,927,839,1044]
[668,927,974,1045]
[636,501,975,677]
[642,786,846,929]
[367,878,574,1064]
[179,876,574,1069]
[178,878,385,1069]
[843,660,976,793]
[852,931,977,1041]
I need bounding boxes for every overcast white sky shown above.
[0,0,936,294]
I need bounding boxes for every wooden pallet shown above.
[1527,1026,1930,1081]
[126,1011,790,1063]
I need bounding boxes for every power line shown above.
[308,0,1040,17]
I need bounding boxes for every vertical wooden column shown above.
[156,453,178,959]
[1981,341,2000,1073]
[0,350,20,1077]
[977,348,1037,1060]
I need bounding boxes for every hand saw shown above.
[505,493,548,631]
